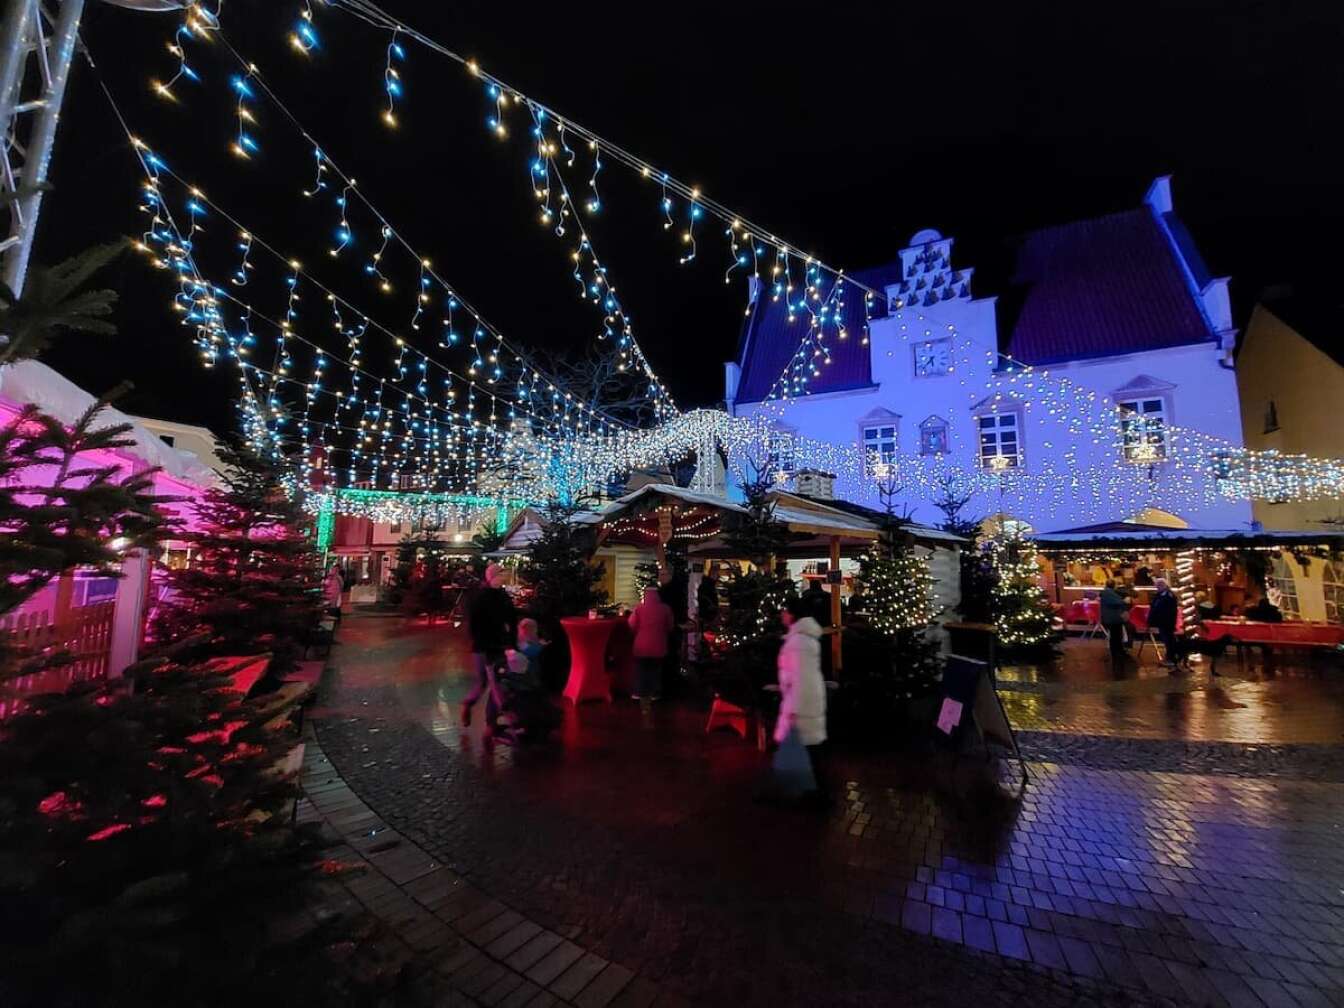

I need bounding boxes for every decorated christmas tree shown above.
[859,532,935,636]
[984,522,1057,651]
[847,526,943,705]
[519,498,607,621]
[717,474,796,668]
[152,444,322,676]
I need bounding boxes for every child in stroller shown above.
[490,619,561,743]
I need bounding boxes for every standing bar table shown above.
[560,617,619,704]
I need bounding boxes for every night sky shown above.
[33,0,1344,437]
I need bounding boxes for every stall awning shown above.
[1035,524,1344,551]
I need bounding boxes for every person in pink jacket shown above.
[628,588,674,700]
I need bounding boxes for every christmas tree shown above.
[859,531,935,636]
[519,498,607,621]
[717,475,796,671]
[847,526,944,705]
[984,523,1057,651]
[152,444,323,676]
[0,397,169,623]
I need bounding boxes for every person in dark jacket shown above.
[801,580,831,627]
[696,567,720,629]
[1098,580,1130,658]
[461,564,518,729]
[1245,596,1285,623]
[1147,578,1179,667]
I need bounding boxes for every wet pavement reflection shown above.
[311,615,1344,1006]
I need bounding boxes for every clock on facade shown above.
[913,337,952,377]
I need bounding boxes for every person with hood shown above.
[1147,577,1180,667]
[323,564,345,622]
[1098,580,1130,658]
[628,587,675,700]
[462,564,517,728]
[775,595,829,803]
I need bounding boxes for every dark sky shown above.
[34,0,1344,436]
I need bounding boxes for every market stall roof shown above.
[1035,523,1344,551]
[0,360,217,484]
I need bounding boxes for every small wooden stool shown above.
[705,696,751,739]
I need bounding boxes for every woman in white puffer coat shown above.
[774,596,830,802]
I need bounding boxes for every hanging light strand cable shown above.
[131,156,614,440]
[207,30,638,431]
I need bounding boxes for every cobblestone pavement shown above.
[999,638,1344,744]
[309,615,1344,1006]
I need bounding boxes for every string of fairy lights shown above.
[104,2,1344,526]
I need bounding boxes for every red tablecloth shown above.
[1202,620,1344,646]
[561,617,619,704]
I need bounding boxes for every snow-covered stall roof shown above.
[0,360,217,485]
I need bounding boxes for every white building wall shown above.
[734,280,1251,532]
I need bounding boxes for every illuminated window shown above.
[918,415,949,456]
[976,412,1021,469]
[861,424,898,475]
[1119,397,1168,463]
[1323,559,1344,625]
[765,430,795,482]
[1269,554,1301,620]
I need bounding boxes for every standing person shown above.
[1148,577,1179,667]
[628,587,675,700]
[774,596,829,805]
[462,564,517,728]
[1098,580,1130,659]
[323,564,345,622]
[801,578,831,626]
[696,566,720,629]
[845,581,868,619]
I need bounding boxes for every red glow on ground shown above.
[86,823,132,842]
[38,791,84,818]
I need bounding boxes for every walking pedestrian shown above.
[628,587,675,700]
[1148,577,1180,667]
[323,564,345,622]
[461,563,517,729]
[1098,580,1130,659]
[775,596,829,805]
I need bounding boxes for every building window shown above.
[1268,554,1301,620]
[861,422,898,475]
[976,412,1021,469]
[158,434,175,447]
[1323,559,1344,625]
[765,431,795,482]
[1118,397,1168,463]
[918,415,949,455]
[912,336,952,377]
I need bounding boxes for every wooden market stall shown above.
[1033,522,1344,639]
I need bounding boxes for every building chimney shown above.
[795,469,836,500]
[1145,175,1173,215]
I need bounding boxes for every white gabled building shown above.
[726,178,1251,533]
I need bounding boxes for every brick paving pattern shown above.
[307,615,1344,1005]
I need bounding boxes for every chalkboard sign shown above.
[936,653,1028,784]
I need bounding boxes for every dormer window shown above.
[976,410,1021,469]
[855,409,901,476]
[918,416,949,455]
[1119,398,1168,463]
[764,427,796,483]
[1111,376,1175,466]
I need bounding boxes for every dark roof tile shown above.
[1005,209,1215,366]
